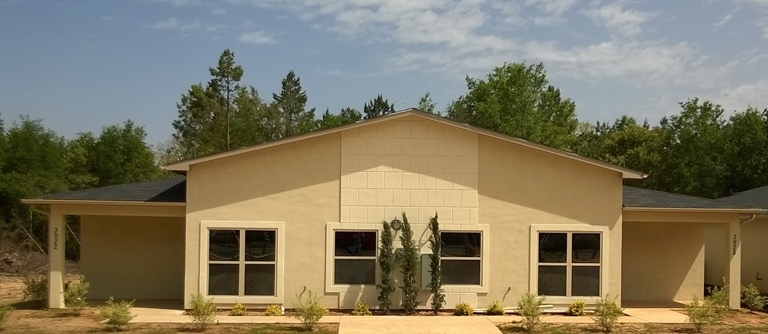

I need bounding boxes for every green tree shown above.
[65,133,98,191]
[427,213,445,314]
[376,220,396,314]
[273,70,316,138]
[363,95,395,119]
[447,62,578,150]
[724,107,768,194]
[88,121,160,187]
[417,92,438,115]
[172,49,267,157]
[399,212,419,314]
[656,98,728,198]
[317,107,362,130]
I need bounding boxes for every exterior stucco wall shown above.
[477,136,623,307]
[81,215,185,300]
[185,133,341,308]
[708,217,768,292]
[622,222,704,302]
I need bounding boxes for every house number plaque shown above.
[53,227,59,250]
[732,234,737,256]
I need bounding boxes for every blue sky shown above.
[1,0,767,146]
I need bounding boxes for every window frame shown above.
[440,231,483,286]
[199,221,285,304]
[436,224,490,293]
[529,224,609,304]
[325,223,378,292]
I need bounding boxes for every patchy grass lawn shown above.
[498,310,768,334]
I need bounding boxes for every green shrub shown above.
[64,275,90,315]
[741,284,768,313]
[706,281,729,315]
[22,275,47,301]
[592,294,623,333]
[0,304,13,329]
[230,302,247,316]
[265,304,282,316]
[486,300,504,315]
[188,293,217,330]
[427,214,445,315]
[453,302,473,316]
[568,299,586,316]
[398,213,420,314]
[98,297,135,332]
[294,288,328,331]
[376,220,396,314]
[352,300,372,316]
[517,292,544,332]
[685,295,720,333]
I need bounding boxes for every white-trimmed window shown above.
[441,232,482,285]
[200,221,285,303]
[333,231,377,285]
[537,232,602,297]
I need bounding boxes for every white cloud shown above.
[714,14,733,28]
[148,17,180,30]
[584,2,659,36]
[719,80,768,112]
[239,30,277,44]
[525,0,578,25]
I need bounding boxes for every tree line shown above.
[1,49,766,262]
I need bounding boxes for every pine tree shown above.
[273,70,316,138]
[376,220,396,314]
[427,213,445,314]
[399,212,420,314]
[363,95,395,119]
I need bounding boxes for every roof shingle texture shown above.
[622,186,755,209]
[717,186,768,209]
[38,177,186,202]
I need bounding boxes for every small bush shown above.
[486,300,504,315]
[294,288,328,331]
[685,295,720,333]
[517,293,544,332]
[98,297,135,332]
[706,281,729,315]
[592,294,623,333]
[230,302,247,316]
[352,300,372,316]
[188,293,217,330]
[64,275,90,315]
[453,302,473,316]
[568,299,586,316]
[265,304,282,316]
[22,275,48,301]
[0,304,13,329]
[741,284,768,313]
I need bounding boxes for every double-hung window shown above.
[441,232,482,285]
[537,232,601,297]
[333,231,377,285]
[208,229,277,296]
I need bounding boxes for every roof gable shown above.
[163,109,646,179]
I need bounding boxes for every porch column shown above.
[48,207,65,308]
[727,220,741,309]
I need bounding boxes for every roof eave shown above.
[622,206,767,214]
[21,199,187,207]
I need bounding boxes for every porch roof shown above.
[21,177,186,205]
[717,185,768,210]
[623,186,766,213]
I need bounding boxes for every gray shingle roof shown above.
[717,186,768,209]
[623,186,757,210]
[36,177,186,203]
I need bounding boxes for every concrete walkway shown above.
[130,307,688,333]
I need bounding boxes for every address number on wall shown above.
[53,227,59,250]
[732,234,737,256]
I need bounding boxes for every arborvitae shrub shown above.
[399,212,420,314]
[427,213,445,315]
[376,220,396,314]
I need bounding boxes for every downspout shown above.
[740,214,757,225]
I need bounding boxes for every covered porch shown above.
[22,177,187,308]
[621,186,766,309]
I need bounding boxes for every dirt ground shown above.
[2,274,768,333]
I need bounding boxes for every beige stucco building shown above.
[23,110,765,310]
